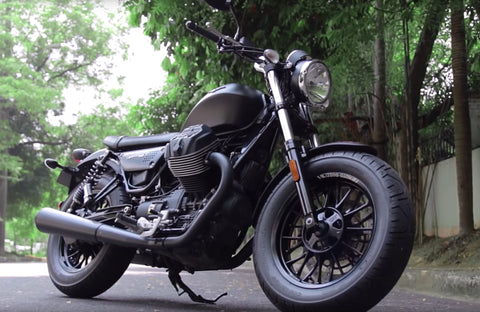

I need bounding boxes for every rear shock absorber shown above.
[68,153,109,212]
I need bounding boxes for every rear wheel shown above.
[47,174,135,298]
[253,152,414,312]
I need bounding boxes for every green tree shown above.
[125,0,479,240]
[0,0,122,254]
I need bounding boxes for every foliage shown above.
[0,0,131,228]
[124,0,381,134]
[124,0,478,148]
[0,0,119,177]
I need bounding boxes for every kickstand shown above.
[167,269,228,304]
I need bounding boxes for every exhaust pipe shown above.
[35,207,158,248]
[35,152,233,250]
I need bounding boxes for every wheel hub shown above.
[302,207,344,253]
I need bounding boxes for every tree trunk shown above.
[400,0,447,240]
[451,0,474,236]
[0,3,12,256]
[0,171,6,256]
[373,0,387,160]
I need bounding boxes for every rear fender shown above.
[252,141,377,224]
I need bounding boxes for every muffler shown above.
[35,152,233,250]
[35,207,157,248]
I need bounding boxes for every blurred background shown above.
[0,0,479,269]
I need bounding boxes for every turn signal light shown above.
[289,160,300,182]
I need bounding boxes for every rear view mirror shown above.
[204,0,232,11]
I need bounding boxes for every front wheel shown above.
[253,152,414,312]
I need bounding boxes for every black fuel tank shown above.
[183,83,266,134]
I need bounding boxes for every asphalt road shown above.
[1,262,480,312]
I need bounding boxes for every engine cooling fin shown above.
[165,124,220,193]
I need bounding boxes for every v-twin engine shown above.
[165,124,220,193]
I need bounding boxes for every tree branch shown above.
[418,97,453,129]
[314,116,370,123]
[409,0,448,111]
[47,62,93,82]
[16,140,70,146]
[35,53,51,72]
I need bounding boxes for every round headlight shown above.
[293,60,332,108]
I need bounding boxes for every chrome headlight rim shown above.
[294,59,332,108]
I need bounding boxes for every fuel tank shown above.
[183,83,266,134]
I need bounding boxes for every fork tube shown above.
[266,70,315,223]
[299,103,321,148]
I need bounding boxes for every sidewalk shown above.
[398,267,480,302]
[0,253,46,263]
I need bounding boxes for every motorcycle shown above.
[35,1,415,311]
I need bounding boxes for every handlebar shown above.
[185,21,221,43]
[185,20,265,63]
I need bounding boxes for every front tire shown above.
[47,175,135,298]
[253,152,414,312]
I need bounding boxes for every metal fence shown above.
[420,128,455,166]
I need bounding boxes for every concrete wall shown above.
[471,97,480,148]
[423,147,480,237]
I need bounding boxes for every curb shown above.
[398,267,480,302]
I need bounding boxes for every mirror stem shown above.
[229,4,241,40]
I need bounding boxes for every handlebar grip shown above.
[185,21,220,43]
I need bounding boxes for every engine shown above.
[128,124,252,270]
[165,124,220,193]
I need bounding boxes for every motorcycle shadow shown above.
[76,296,277,312]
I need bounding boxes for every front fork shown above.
[266,70,317,227]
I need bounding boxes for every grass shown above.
[409,230,480,268]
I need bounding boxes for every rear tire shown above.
[47,174,135,298]
[253,152,414,312]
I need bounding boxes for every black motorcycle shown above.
[35,1,415,311]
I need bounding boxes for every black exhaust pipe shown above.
[35,152,233,250]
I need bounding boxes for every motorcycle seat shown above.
[103,133,179,151]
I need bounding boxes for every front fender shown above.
[307,141,377,157]
[252,141,377,224]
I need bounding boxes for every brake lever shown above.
[204,23,242,47]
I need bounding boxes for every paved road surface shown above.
[1,262,479,312]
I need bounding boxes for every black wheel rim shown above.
[57,196,108,272]
[275,175,375,288]
[59,239,101,272]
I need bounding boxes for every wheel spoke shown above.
[344,202,370,218]
[316,255,325,283]
[331,252,344,275]
[296,252,313,277]
[345,226,373,232]
[326,259,334,282]
[286,252,307,265]
[68,249,80,257]
[322,190,330,208]
[341,241,364,256]
[355,212,374,225]
[336,188,352,209]
[282,236,302,240]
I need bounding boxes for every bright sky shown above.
[57,0,167,124]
